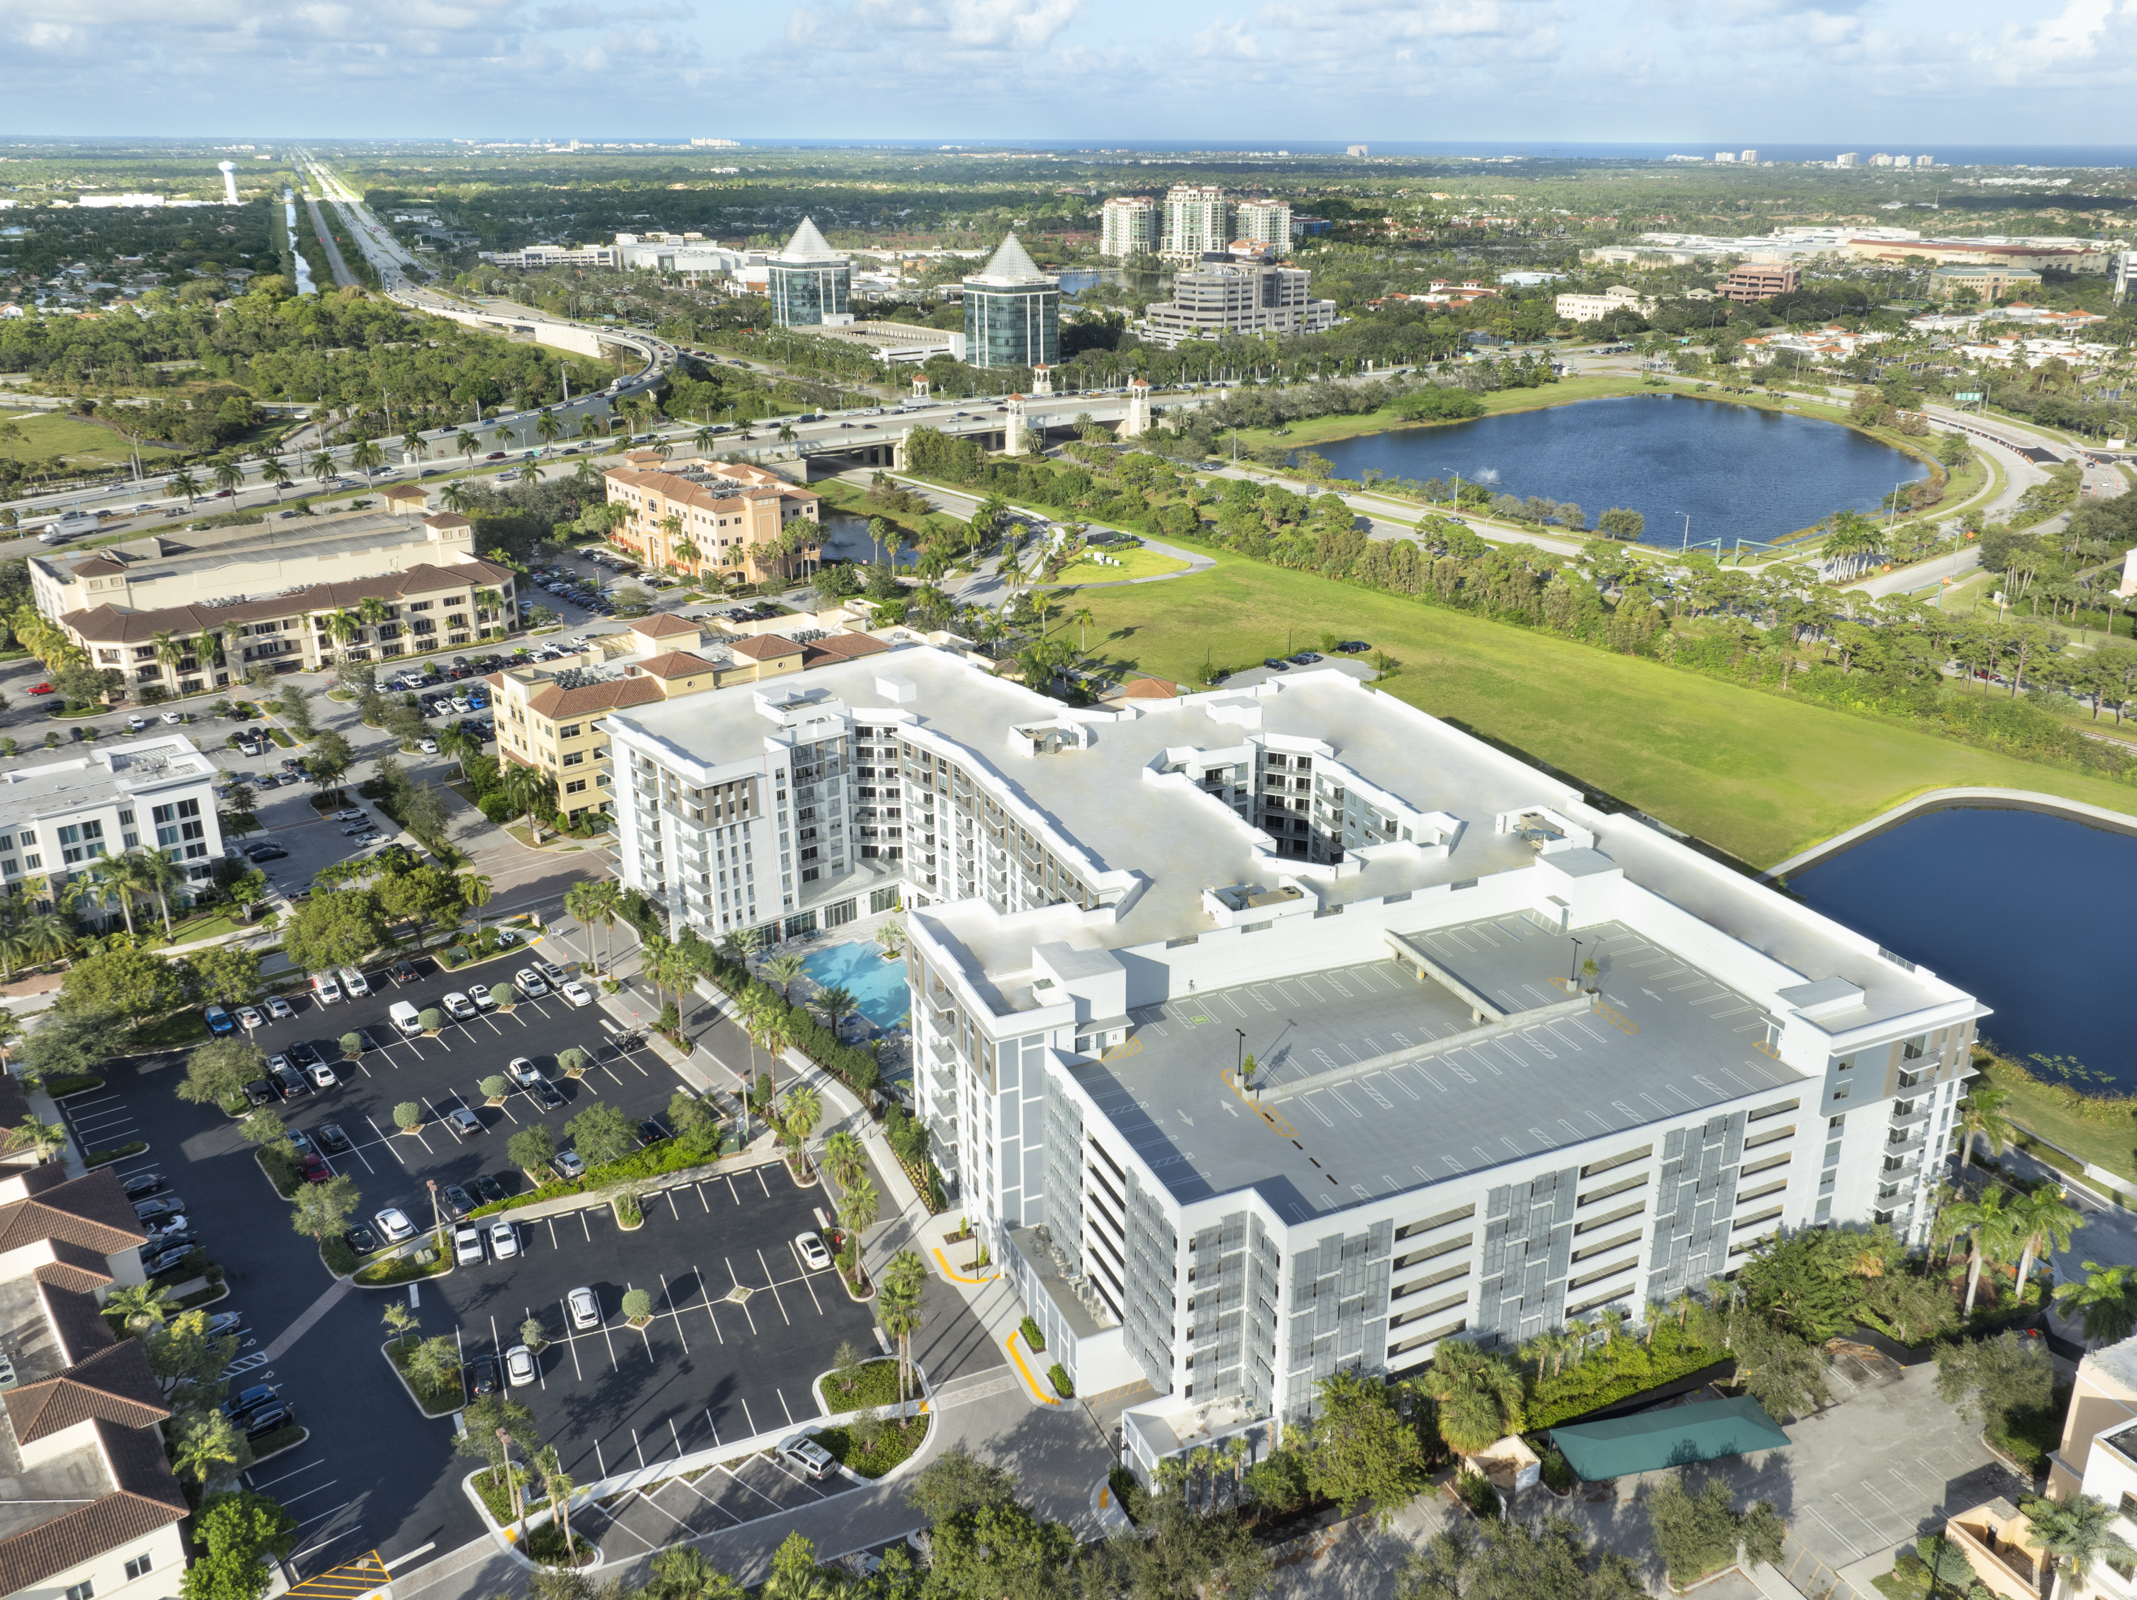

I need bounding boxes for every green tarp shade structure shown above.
[1550,1395,1790,1481]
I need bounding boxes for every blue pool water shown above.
[801,941,911,1029]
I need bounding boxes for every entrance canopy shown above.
[1550,1395,1790,1481]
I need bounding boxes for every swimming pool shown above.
[800,941,910,1030]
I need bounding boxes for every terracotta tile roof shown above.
[0,1169,146,1256]
[33,1239,117,1292]
[728,633,803,661]
[632,612,703,638]
[4,1341,169,1443]
[1119,675,1185,699]
[69,558,126,578]
[523,677,665,720]
[422,512,472,529]
[38,1281,118,1372]
[801,632,891,667]
[637,651,714,681]
[0,1422,186,1599]
[58,559,515,645]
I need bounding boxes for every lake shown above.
[1312,394,1929,550]
[1786,805,2137,1087]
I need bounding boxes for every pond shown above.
[801,940,910,1030]
[1786,805,2137,1087]
[1311,394,1929,550]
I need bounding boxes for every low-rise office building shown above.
[1138,257,1336,347]
[1720,264,1801,302]
[34,509,516,694]
[1555,286,1652,321]
[0,1163,188,1600]
[0,735,225,899]
[607,651,1983,1479]
[477,244,619,270]
[1930,265,2045,302]
[601,459,822,585]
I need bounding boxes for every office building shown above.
[476,244,619,269]
[1138,258,1336,347]
[766,217,851,328]
[1099,197,1159,260]
[0,1164,187,1600]
[1161,185,1230,261]
[0,734,226,899]
[1847,237,2109,273]
[1233,200,1294,249]
[1928,264,2044,302]
[1720,264,1801,303]
[1554,286,1650,321]
[609,649,1984,1478]
[489,612,889,826]
[962,234,1059,370]
[601,458,822,585]
[34,509,517,693]
[1714,152,1737,163]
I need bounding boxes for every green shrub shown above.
[621,1288,652,1322]
[322,1235,360,1276]
[1454,1469,1500,1518]
[440,948,465,969]
[393,1102,422,1130]
[339,1032,364,1057]
[479,1075,509,1100]
[1539,1446,1574,1494]
[417,1007,445,1033]
[87,1140,148,1167]
[44,1073,105,1096]
[1020,1315,1046,1353]
[1048,1362,1074,1398]
[257,1146,302,1196]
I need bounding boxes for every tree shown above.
[171,1408,253,1487]
[1934,1328,2053,1435]
[281,889,386,973]
[181,1492,296,1600]
[780,1082,823,1176]
[2057,1260,2137,1345]
[766,952,806,1002]
[1956,1086,2014,1170]
[291,1174,363,1243]
[2008,1184,2084,1300]
[906,1443,1020,1523]
[106,1281,177,1337]
[4,1117,68,1164]
[147,1310,239,1405]
[456,1393,538,1469]
[925,1498,1076,1600]
[1645,1474,1780,1590]
[1417,1342,1524,1456]
[193,947,263,1007]
[667,1090,723,1158]
[534,1446,577,1568]
[179,1037,268,1110]
[2026,1492,2137,1591]
[1292,1368,1427,1518]
[564,879,622,974]
[1938,1188,2020,1316]
[1725,1307,1830,1421]
[58,944,193,1018]
[1596,507,1645,540]
[822,1128,866,1191]
[305,728,356,801]
[835,1175,880,1281]
[1093,1476,1272,1600]
[565,1102,634,1167]
[1398,1516,1645,1600]
[498,759,556,843]
[645,1546,745,1600]
[20,1010,125,1085]
[879,1248,929,1417]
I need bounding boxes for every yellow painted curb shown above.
[1006,1330,1061,1406]
[933,1247,996,1285]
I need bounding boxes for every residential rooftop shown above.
[0,735,218,810]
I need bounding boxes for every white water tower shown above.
[218,161,239,205]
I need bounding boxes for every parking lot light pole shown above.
[426,1178,443,1247]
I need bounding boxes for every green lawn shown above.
[1062,547,2137,870]
[0,408,182,468]
[1050,545,1188,583]
[1979,1054,2137,1185]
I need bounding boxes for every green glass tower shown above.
[962,233,1059,369]
[767,216,850,327]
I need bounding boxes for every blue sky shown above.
[6,0,2135,142]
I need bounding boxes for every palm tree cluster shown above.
[0,897,75,980]
[61,848,189,942]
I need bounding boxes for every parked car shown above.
[265,997,294,1020]
[535,959,568,986]
[206,1310,244,1339]
[126,714,149,731]
[374,1207,416,1243]
[553,1149,586,1180]
[120,1172,166,1199]
[203,1003,235,1035]
[287,1041,322,1068]
[244,1404,295,1441]
[221,1384,280,1422]
[344,1224,379,1256]
[316,1123,351,1153]
[301,1153,332,1184]
[134,1196,185,1223]
[505,1344,536,1387]
[444,1108,483,1140]
[531,1080,566,1111]
[471,1173,508,1204]
[143,1246,196,1276]
[513,968,549,998]
[237,1005,265,1031]
[306,1061,338,1090]
[454,1226,485,1266]
[470,984,498,1011]
[506,1056,543,1088]
[638,1118,670,1147]
[390,960,421,983]
[242,1079,276,1108]
[567,1287,600,1330]
[242,843,288,862]
[270,1061,307,1099]
[488,1219,520,1259]
[442,991,477,1021]
[466,1354,501,1396]
[334,808,365,823]
[310,973,343,1005]
[779,1434,836,1481]
[439,1183,476,1219]
[795,1232,832,1272]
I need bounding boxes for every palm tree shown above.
[128,848,185,941]
[153,629,185,685]
[308,449,336,485]
[2009,1186,2084,1304]
[835,1175,880,1284]
[1069,605,1095,654]
[564,880,622,975]
[878,1249,928,1418]
[693,425,719,455]
[437,723,479,780]
[1418,1341,1525,1455]
[439,480,472,515]
[717,925,763,971]
[456,871,495,941]
[535,1446,577,1565]
[744,999,794,1099]
[822,1129,866,1192]
[455,429,479,467]
[646,1547,744,1600]
[497,760,555,844]
[491,425,515,455]
[1956,1087,2014,1170]
[2057,1261,2137,1346]
[535,412,563,453]
[5,1116,69,1165]
[2026,1492,2137,1590]
[357,595,391,639]
[766,952,806,1003]
[349,438,385,483]
[325,609,358,660]
[212,459,243,498]
[105,1281,176,1337]
[1938,1188,2019,1316]
[402,427,426,463]
[168,468,201,507]
[781,1083,823,1177]
[71,854,141,939]
[811,984,857,1040]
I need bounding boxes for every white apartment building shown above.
[1099,198,1159,261]
[1556,286,1651,321]
[0,736,224,899]
[608,650,1984,1479]
[1233,200,1294,249]
[1161,185,1230,261]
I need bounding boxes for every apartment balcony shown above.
[1886,1127,1926,1152]
[1890,1102,1933,1130]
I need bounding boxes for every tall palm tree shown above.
[497,760,555,844]
[153,629,186,685]
[2057,1262,2137,1346]
[879,1250,928,1418]
[535,412,563,453]
[212,459,243,498]
[357,595,391,639]
[308,449,336,485]
[349,438,385,483]
[456,871,495,941]
[1938,1188,2019,1316]
[5,1117,69,1165]
[822,1129,866,1192]
[70,855,140,939]
[693,425,718,455]
[402,427,426,463]
[455,429,479,468]
[717,925,763,971]
[2009,1186,2084,1304]
[105,1281,176,1337]
[490,425,515,454]
[325,609,358,660]
[535,1446,576,1565]
[766,952,805,1003]
[437,724,479,780]
[1956,1087,2014,1171]
[128,848,185,941]
[168,469,201,507]
[564,880,621,975]
[781,1083,823,1177]
[835,1175,879,1283]
[2026,1492,2137,1590]
[1417,1340,1525,1455]
[811,984,857,1040]
[439,480,473,516]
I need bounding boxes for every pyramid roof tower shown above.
[969,231,1051,284]
[778,216,845,264]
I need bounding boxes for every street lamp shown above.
[1567,937,1583,987]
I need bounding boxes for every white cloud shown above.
[1972,0,2137,81]
[785,0,1084,53]
[1192,17,1263,57]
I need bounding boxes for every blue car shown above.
[466,694,488,711]
[203,1003,235,1036]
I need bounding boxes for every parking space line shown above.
[765,1456,829,1500]
[278,1481,343,1506]
[658,1274,690,1354]
[777,1388,796,1426]
[724,1258,759,1335]
[794,1261,826,1317]
[292,1500,355,1530]
[598,1317,620,1370]
[579,1211,592,1241]
[560,1303,584,1380]
[704,1409,719,1446]
[665,1189,680,1220]
[754,1168,771,1198]
[546,1217,560,1249]
[695,1184,711,1213]
[737,1399,759,1438]
[250,1460,327,1492]
[692,1266,724,1344]
[668,1418,683,1459]
[755,1249,792,1326]
[632,1428,647,1470]
[366,1113,423,1160]
[725,1175,742,1205]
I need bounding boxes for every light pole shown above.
[1567,937,1583,987]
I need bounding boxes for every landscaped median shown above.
[383,1331,465,1416]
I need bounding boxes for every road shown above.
[300,190,358,289]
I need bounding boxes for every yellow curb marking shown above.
[1006,1330,1061,1406]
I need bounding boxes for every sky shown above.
[6,0,2137,144]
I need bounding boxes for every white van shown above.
[311,972,343,1005]
[338,966,371,998]
[388,1000,423,1036]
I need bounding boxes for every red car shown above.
[211,489,237,499]
[27,683,52,696]
[301,1154,332,1184]
[484,451,507,461]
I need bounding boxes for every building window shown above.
[125,1555,154,1582]
[66,1582,94,1600]
[559,724,582,739]
[562,752,583,767]
[22,853,40,870]
[565,779,587,795]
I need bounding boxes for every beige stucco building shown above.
[602,458,822,586]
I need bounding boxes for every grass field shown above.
[1050,545,1188,583]
[1,409,180,468]
[1061,546,2137,870]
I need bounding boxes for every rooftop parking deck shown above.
[1069,914,1812,1219]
